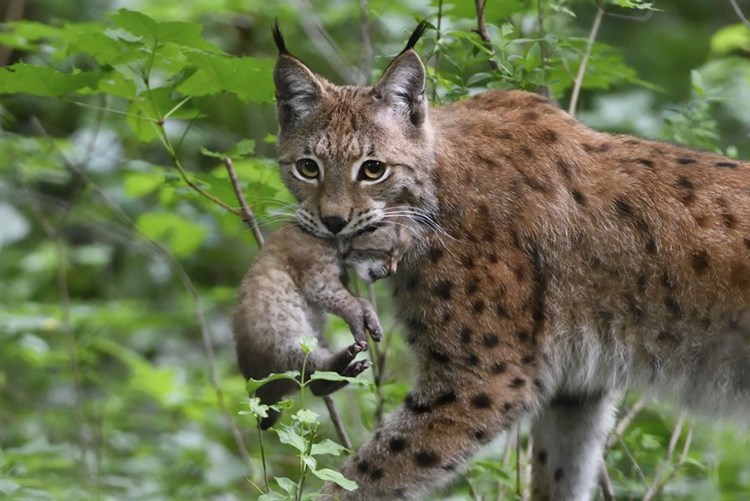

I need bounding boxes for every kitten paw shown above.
[360,299,384,342]
[341,359,371,377]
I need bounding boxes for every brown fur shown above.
[272,30,750,500]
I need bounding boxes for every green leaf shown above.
[274,477,296,496]
[109,9,220,52]
[135,212,207,257]
[245,370,300,394]
[0,64,101,96]
[124,170,166,197]
[711,24,750,55]
[275,425,307,453]
[308,371,371,387]
[300,336,318,354]
[178,52,275,103]
[311,439,347,456]
[293,409,319,425]
[257,493,288,501]
[309,468,358,491]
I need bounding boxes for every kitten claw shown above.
[341,359,371,377]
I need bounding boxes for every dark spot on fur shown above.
[521,146,535,159]
[510,377,526,388]
[664,296,683,318]
[405,393,432,414]
[677,157,697,165]
[428,246,444,263]
[465,278,480,295]
[522,354,535,365]
[478,203,490,217]
[491,361,506,374]
[524,111,540,121]
[691,250,709,273]
[657,330,682,344]
[744,237,750,250]
[637,274,647,292]
[467,353,480,366]
[677,176,694,190]
[357,460,370,473]
[540,128,558,143]
[488,253,499,263]
[537,451,547,464]
[502,402,513,412]
[517,331,530,343]
[405,273,420,290]
[723,212,737,229]
[430,349,451,364]
[370,468,383,480]
[661,272,675,290]
[483,334,499,348]
[624,139,640,145]
[571,189,586,206]
[496,302,509,318]
[460,326,473,344]
[557,158,572,179]
[715,161,738,168]
[554,468,564,481]
[473,428,487,441]
[435,391,457,406]
[637,158,654,168]
[473,300,486,315]
[615,198,632,217]
[389,437,407,452]
[471,393,492,409]
[461,255,475,269]
[645,238,657,254]
[434,280,453,300]
[414,450,440,468]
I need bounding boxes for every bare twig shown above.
[432,0,444,102]
[599,462,616,501]
[643,414,689,501]
[474,0,501,72]
[323,396,352,449]
[607,397,647,450]
[223,157,264,246]
[568,4,605,116]
[617,434,649,487]
[536,0,550,98]
[729,0,750,30]
[359,0,374,85]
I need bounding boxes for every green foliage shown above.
[2,0,750,499]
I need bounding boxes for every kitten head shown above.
[339,222,413,283]
[272,22,437,240]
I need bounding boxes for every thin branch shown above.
[617,434,649,487]
[607,397,647,450]
[223,157,264,246]
[643,414,688,501]
[568,4,605,116]
[0,0,26,66]
[729,0,750,30]
[432,0,444,102]
[359,0,374,85]
[599,462,616,501]
[323,396,352,449]
[536,0,550,98]
[474,0,501,72]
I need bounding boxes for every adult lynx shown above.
[272,23,750,500]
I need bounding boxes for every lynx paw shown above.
[344,340,369,359]
[341,359,371,377]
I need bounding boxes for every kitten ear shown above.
[272,23,325,131]
[373,22,428,127]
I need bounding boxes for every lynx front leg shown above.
[321,373,539,499]
[307,282,383,342]
[530,392,617,501]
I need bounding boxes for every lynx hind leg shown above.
[308,341,370,397]
[530,392,617,501]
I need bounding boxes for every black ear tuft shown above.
[272,21,289,55]
[403,20,429,53]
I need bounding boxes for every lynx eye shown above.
[294,158,320,180]
[358,160,388,181]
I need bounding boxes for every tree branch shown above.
[223,157,264,246]
[474,0,501,72]
[568,4,605,116]
[359,0,374,85]
[729,0,750,30]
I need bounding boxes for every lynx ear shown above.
[272,24,325,131]
[374,22,428,127]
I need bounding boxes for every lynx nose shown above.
[321,215,348,234]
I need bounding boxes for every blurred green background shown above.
[1,0,749,499]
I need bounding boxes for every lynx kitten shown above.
[233,222,409,429]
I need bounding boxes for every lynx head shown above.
[272,22,437,240]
